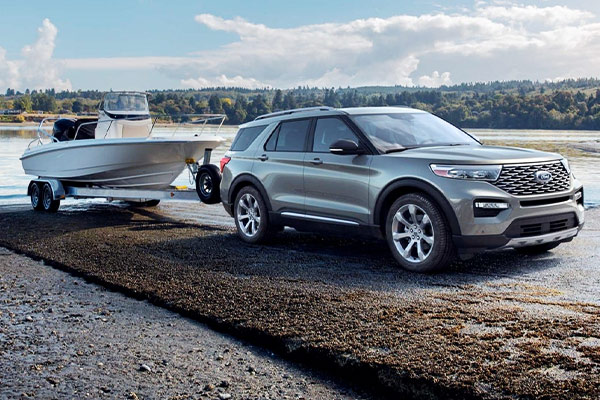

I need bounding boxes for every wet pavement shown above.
[0,201,599,399]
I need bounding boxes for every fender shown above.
[373,178,461,235]
[228,173,273,211]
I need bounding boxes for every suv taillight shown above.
[220,156,231,173]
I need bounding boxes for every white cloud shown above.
[181,74,267,89]
[3,4,600,91]
[418,71,452,87]
[0,19,71,91]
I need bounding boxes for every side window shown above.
[264,126,278,151]
[312,117,359,153]
[264,119,311,152]
[230,125,267,151]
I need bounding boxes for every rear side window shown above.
[312,117,359,152]
[264,119,311,152]
[230,125,267,151]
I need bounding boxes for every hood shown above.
[388,144,563,165]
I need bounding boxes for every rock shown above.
[203,383,215,392]
[46,377,59,385]
[25,316,33,322]
[218,380,230,388]
[218,394,232,400]
[139,363,152,372]
[127,392,139,400]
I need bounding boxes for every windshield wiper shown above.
[384,146,422,154]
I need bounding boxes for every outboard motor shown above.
[52,118,76,142]
[52,118,97,141]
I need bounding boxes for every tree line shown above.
[2,79,600,129]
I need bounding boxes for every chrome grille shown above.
[493,161,571,196]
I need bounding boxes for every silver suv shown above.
[219,106,584,272]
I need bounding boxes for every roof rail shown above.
[254,106,335,121]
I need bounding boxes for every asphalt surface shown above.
[0,200,599,399]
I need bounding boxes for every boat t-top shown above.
[21,91,226,211]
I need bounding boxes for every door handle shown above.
[258,154,269,161]
[310,158,323,165]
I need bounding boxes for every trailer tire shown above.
[42,183,60,213]
[30,182,44,211]
[196,164,221,204]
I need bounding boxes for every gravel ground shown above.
[0,247,369,399]
[1,202,599,399]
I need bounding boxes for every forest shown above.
[2,78,600,129]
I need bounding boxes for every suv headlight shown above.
[430,164,502,181]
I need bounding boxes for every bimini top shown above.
[100,91,150,116]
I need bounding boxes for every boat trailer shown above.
[27,148,222,212]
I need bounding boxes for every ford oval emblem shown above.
[534,170,552,184]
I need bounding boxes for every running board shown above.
[280,212,359,226]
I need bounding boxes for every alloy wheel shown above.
[391,204,435,263]
[237,193,261,237]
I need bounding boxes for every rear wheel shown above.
[30,182,44,211]
[516,242,560,254]
[385,193,455,273]
[234,186,273,244]
[42,183,60,213]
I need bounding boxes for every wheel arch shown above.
[228,173,273,211]
[373,178,461,236]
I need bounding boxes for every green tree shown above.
[271,89,283,111]
[13,95,32,112]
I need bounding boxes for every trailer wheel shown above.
[196,164,221,204]
[42,183,60,213]
[30,182,44,211]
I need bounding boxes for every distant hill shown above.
[2,78,600,129]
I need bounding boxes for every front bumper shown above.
[444,177,585,252]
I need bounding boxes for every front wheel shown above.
[385,193,455,273]
[30,182,44,211]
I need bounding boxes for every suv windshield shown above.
[103,93,149,114]
[350,112,478,153]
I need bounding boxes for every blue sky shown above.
[1,1,600,91]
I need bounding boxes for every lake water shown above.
[1,125,599,207]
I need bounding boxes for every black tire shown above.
[30,182,44,211]
[41,183,60,213]
[126,199,160,207]
[233,186,274,244]
[385,193,455,273]
[515,242,561,255]
[195,164,222,204]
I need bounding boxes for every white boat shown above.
[20,91,225,189]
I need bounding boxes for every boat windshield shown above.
[103,93,149,114]
[350,112,479,153]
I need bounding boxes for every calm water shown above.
[1,126,599,207]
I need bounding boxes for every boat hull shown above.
[20,138,224,189]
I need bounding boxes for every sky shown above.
[1,0,600,92]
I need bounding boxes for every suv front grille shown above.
[492,161,570,196]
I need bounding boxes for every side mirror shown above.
[329,139,365,155]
